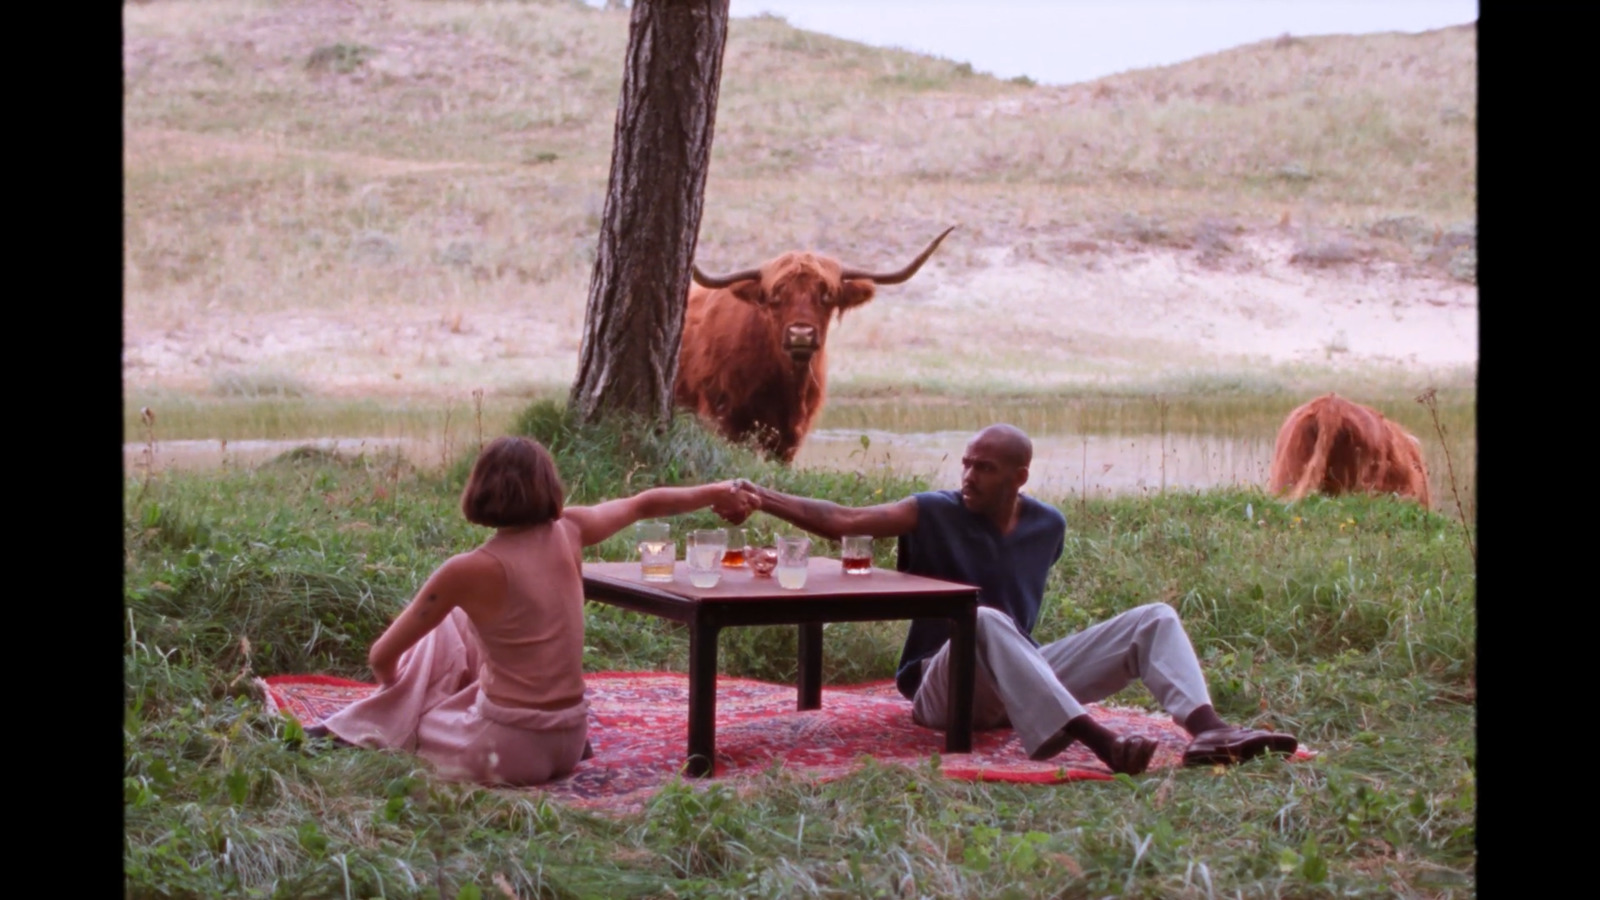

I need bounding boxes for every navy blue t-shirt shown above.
[893,490,1068,699]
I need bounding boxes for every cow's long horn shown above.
[690,262,763,289]
[838,225,957,285]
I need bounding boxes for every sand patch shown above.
[123,228,1474,402]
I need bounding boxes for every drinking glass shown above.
[721,526,749,568]
[636,521,674,583]
[688,529,727,588]
[775,535,810,590]
[749,547,778,578]
[842,534,873,575]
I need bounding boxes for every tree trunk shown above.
[568,0,729,426]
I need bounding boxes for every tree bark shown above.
[568,0,729,426]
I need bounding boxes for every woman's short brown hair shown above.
[460,436,565,527]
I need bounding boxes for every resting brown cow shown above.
[1267,393,1431,507]
[675,227,956,462]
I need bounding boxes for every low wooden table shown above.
[581,556,980,777]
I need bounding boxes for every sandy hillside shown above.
[122,2,1476,406]
[122,219,1476,401]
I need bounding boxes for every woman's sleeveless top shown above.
[470,523,587,710]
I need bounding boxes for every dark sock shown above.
[1064,714,1118,763]
[1182,704,1229,737]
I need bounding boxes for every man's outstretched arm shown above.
[735,480,919,541]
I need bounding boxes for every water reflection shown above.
[792,429,1276,498]
[124,430,1277,498]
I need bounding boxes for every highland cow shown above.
[674,227,955,462]
[1267,393,1431,507]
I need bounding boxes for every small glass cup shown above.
[636,521,674,583]
[775,534,810,590]
[749,547,778,578]
[687,529,727,588]
[842,534,873,575]
[721,526,749,568]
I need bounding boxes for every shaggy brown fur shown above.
[675,229,953,463]
[1267,393,1431,507]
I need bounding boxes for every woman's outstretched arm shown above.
[560,481,755,548]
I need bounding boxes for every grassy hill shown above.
[124,1,1475,322]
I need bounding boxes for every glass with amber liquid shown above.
[722,527,749,568]
[842,534,873,575]
[636,521,674,583]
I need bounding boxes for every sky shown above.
[720,1,1479,86]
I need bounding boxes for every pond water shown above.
[792,428,1274,498]
[123,397,1473,504]
[124,429,1277,499]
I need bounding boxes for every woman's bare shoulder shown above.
[433,547,506,589]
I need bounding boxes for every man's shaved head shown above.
[972,424,1033,469]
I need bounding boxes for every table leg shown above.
[945,605,976,753]
[797,622,823,711]
[687,620,720,778]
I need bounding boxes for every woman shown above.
[310,435,753,786]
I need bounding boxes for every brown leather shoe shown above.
[1105,735,1158,775]
[1182,727,1298,766]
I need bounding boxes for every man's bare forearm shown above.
[743,484,853,540]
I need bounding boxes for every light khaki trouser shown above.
[911,603,1213,757]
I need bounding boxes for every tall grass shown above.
[126,398,1474,898]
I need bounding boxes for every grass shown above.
[123,389,541,444]
[125,400,1475,898]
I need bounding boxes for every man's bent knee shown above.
[975,606,1016,636]
[1125,602,1180,626]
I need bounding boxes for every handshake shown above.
[709,478,765,526]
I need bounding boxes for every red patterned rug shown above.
[258,672,1313,814]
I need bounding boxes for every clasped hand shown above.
[710,479,763,525]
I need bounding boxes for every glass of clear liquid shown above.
[687,529,727,588]
[775,534,810,590]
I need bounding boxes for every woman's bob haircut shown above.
[460,436,565,528]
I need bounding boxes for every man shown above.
[733,424,1297,775]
